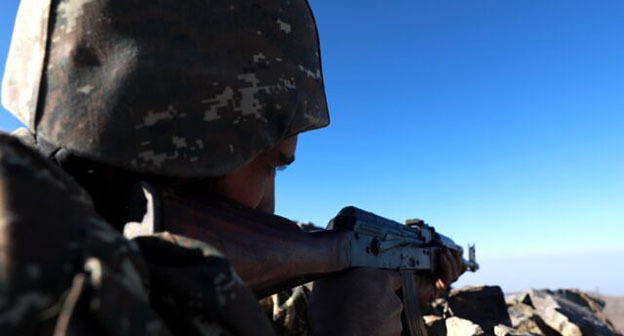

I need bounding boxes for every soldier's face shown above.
[216,136,298,212]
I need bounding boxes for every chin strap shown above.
[11,128,75,168]
[401,271,429,336]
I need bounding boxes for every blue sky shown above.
[1,1,623,293]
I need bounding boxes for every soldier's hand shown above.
[308,250,466,336]
[309,268,403,336]
[416,248,467,304]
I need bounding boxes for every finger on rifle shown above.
[435,278,446,293]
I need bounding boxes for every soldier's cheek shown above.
[217,160,271,209]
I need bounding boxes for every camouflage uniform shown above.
[1,0,329,334]
[0,133,273,335]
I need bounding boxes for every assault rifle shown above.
[328,206,478,336]
[124,183,479,336]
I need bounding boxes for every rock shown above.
[446,316,485,336]
[423,286,622,336]
[507,292,534,307]
[494,324,540,336]
[552,289,606,312]
[529,289,620,336]
[424,315,447,336]
[448,285,512,334]
[508,302,561,336]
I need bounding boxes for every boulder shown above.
[421,286,622,336]
[448,285,512,334]
[529,289,620,336]
[424,315,447,336]
[552,289,606,312]
[446,316,485,336]
[507,292,534,307]
[508,302,561,336]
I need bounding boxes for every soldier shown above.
[1,0,465,335]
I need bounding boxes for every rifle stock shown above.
[158,188,352,298]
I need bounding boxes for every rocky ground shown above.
[422,285,622,336]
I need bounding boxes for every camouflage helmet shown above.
[2,0,329,177]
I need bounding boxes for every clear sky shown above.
[1,1,623,294]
